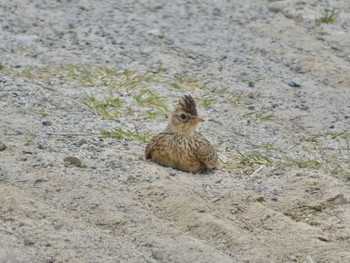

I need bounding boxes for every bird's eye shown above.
[180,113,188,121]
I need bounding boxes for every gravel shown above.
[0,0,350,263]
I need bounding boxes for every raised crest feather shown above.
[176,95,198,116]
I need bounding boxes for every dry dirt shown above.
[1,0,350,262]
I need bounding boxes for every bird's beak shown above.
[192,117,204,124]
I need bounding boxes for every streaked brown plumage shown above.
[145,95,219,173]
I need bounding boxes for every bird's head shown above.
[169,95,204,135]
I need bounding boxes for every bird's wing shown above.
[145,132,168,159]
[196,135,219,169]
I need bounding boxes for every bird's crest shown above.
[176,95,198,116]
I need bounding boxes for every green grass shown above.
[201,97,216,108]
[16,64,170,121]
[246,110,275,121]
[21,70,34,79]
[323,130,350,139]
[144,109,165,120]
[64,65,155,88]
[174,73,199,84]
[241,75,265,83]
[220,150,274,174]
[291,159,321,169]
[83,93,123,119]
[38,110,49,117]
[257,140,279,151]
[315,8,340,26]
[170,82,182,89]
[171,72,201,90]
[236,149,273,166]
[133,89,168,112]
[101,126,152,143]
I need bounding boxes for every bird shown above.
[145,95,219,173]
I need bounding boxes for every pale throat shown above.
[167,123,197,136]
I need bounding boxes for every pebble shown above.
[74,138,87,147]
[248,81,255,87]
[308,173,320,179]
[24,238,35,246]
[42,120,52,126]
[270,194,278,201]
[169,171,177,176]
[0,142,6,151]
[300,104,309,111]
[288,79,301,88]
[127,175,136,182]
[212,7,222,16]
[215,178,223,184]
[64,156,82,166]
[269,168,285,176]
[88,145,99,152]
[37,144,45,149]
[151,249,165,260]
[0,169,8,182]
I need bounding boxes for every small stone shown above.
[151,249,165,260]
[24,238,35,246]
[88,145,98,152]
[74,138,87,147]
[215,178,223,184]
[288,79,301,88]
[212,7,222,16]
[271,194,278,201]
[0,142,6,151]
[308,173,320,179]
[53,223,64,230]
[270,168,285,176]
[64,156,82,166]
[169,171,176,176]
[37,144,45,150]
[34,178,47,184]
[127,175,136,182]
[33,161,44,167]
[300,105,309,111]
[42,120,52,126]
[248,81,255,87]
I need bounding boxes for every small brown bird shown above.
[145,95,219,173]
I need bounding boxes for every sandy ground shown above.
[1,0,350,262]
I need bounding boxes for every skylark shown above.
[145,95,219,173]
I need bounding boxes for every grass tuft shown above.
[236,149,273,166]
[101,126,152,143]
[133,89,168,112]
[83,93,123,119]
[246,110,275,121]
[201,96,216,108]
[315,8,340,26]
